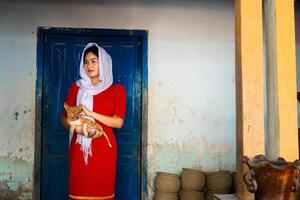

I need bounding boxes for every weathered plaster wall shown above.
[0,35,36,199]
[0,0,235,199]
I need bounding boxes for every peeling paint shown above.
[149,140,234,173]
[0,97,35,162]
[0,156,32,200]
[202,111,223,132]
[0,180,31,200]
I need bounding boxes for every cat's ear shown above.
[79,104,83,109]
[64,103,69,110]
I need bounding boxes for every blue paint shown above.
[35,27,148,200]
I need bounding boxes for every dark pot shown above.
[242,155,300,200]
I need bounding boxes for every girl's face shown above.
[83,51,99,79]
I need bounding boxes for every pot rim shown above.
[157,171,180,177]
[242,155,300,169]
[205,170,231,175]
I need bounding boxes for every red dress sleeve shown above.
[113,84,127,119]
[62,83,79,116]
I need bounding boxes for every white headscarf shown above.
[75,42,113,164]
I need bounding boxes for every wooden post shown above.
[235,0,264,199]
[265,0,298,161]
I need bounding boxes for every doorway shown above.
[34,27,148,200]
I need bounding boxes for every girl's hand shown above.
[82,106,94,118]
[87,128,97,138]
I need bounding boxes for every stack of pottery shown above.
[205,170,232,197]
[180,168,206,200]
[154,172,180,200]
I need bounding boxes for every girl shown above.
[61,42,126,200]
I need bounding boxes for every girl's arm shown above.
[82,106,124,128]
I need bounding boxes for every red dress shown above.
[63,83,126,200]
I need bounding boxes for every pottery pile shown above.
[153,169,234,200]
[205,170,232,194]
[153,172,180,200]
[179,168,206,200]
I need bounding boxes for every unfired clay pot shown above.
[154,191,178,200]
[206,170,232,192]
[179,190,205,200]
[155,172,181,193]
[181,168,206,191]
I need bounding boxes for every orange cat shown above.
[64,103,112,147]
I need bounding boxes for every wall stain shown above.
[0,180,31,200]
[201,112,222,132]
[14,112,19,120]
[161,95,185,124]
[0,156,32,199]
[22,108,32,114]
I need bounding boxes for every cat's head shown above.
[64,103,83,121]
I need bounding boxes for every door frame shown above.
[34,27,148,200]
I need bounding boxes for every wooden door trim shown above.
[34,27,148,200]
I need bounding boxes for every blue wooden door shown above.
[41,32,142,199]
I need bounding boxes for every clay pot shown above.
[242,155,300,200]
[181,168,206,191]
[180,190,205,200]
[206,170,232,192]
[155,172,181,193]
[289,192,299,200]
[154,191,178,200]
